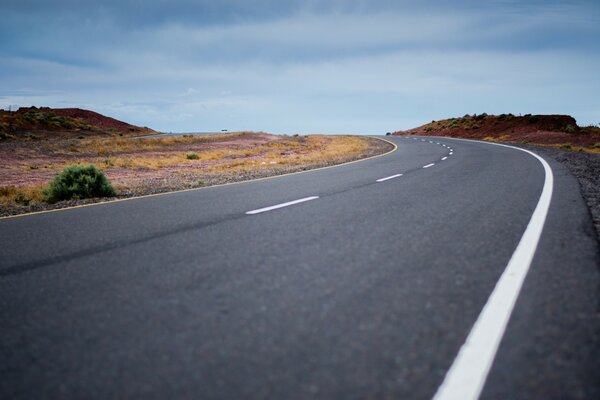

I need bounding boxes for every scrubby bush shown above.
[497,113,514,122]
[474,113,488,121]
[563,124,577,134]
[528,116,540,124]
[43,164,116,203]
[186,152,199,160]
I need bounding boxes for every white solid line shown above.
[432,141,554,400]
[441,157,448,161]
[423,163,435,168]
[246,196,319,215]
[376,173,403,182]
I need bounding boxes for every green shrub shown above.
[563,124,577,134]
[560,143,572,150]
[528,116,540,124]
[594,143,600,149]
[43,164,116,203]
[186,152,199,160]
[474,113,488,121]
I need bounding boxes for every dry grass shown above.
[482,134,512,142]
[542,143,600,154]
[0,132,386,214]
[0,184,45,207]
[78,132,250,156]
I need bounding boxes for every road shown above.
[1,136,598,399]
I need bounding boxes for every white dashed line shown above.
[376,174,403,182]
[441,157,448,161]
[449,152,453,155]
[432,139,554,400]
[423,163,435,169]
[246,196,319,215]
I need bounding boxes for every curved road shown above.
[1,136,598,399]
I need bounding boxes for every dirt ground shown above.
[0,132,392,216]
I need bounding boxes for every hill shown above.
[393,114,600,151]
[0,107,156,139]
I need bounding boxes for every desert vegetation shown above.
[43,165,116,203]
[0,129,390,216]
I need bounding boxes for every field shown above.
[0,131,391,216]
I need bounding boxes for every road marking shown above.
[429,141,434,143]
[449,152,453,155]
[376,173,403,182]
[432,141,554,400]
[423,163,435,168]
[441,157,448,161]
[246,196,319,215]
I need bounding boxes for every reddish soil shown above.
[46,108,150,133]
[393,114,600,149]
[0,106,156,138]
[0,132,280,188]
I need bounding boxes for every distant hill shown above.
[0,107,156,139]
[393,114,600,151]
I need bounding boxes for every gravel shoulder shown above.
[519,144,600,243]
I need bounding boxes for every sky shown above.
[1,0,599,134]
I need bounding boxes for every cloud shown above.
[1,0,599,131]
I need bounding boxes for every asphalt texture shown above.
[1,136,598,399]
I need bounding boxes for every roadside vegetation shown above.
[43,165,116,203]
[0,129,391,216]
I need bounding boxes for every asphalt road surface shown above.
[1,136,598,399]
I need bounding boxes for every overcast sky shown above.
[1,0,599,134]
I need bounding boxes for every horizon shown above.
[1,0,599,134]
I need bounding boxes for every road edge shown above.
[430,136,554,400]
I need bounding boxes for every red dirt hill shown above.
[0,106,156,139]
[393,114,600,150]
